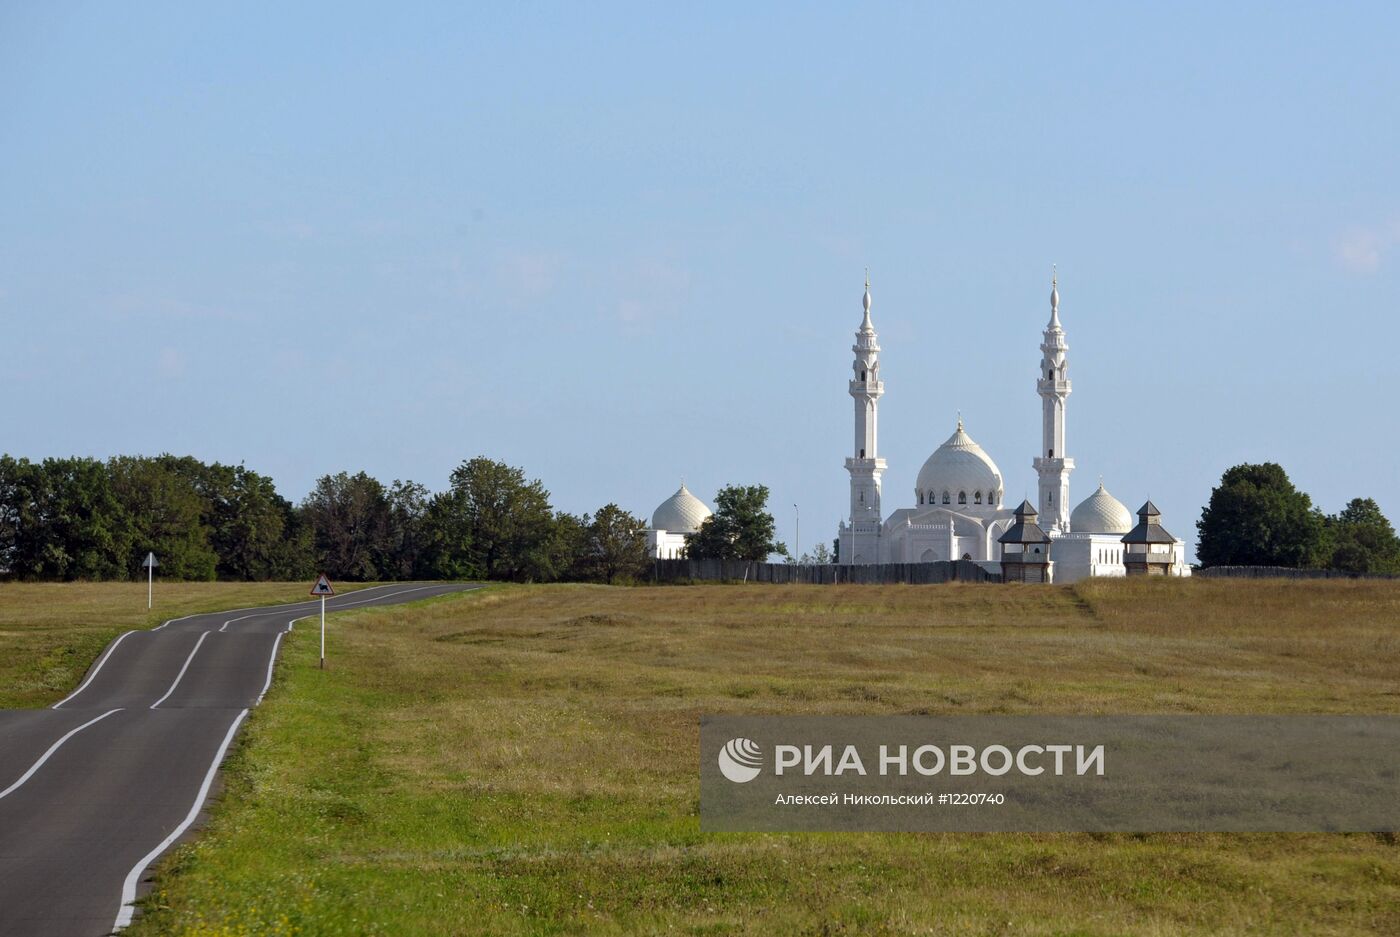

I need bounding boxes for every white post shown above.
[320,595,326,669]
[147,563,153,610]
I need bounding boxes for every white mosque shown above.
[835,272,1189,583]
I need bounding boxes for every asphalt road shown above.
[0,582,478,936]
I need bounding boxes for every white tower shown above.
[841,272,886,563]
[1033,270,1074,532]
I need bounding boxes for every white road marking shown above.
[255,632,283,704]
[315,584,444,613]
[152,612,201,631]
[159,584,409,633]
[0,709,123,799]
[52,586,411,709]
[51,632,135,710]
[113,707,249,931]
[149,632,211,710]
[216,584,440,634]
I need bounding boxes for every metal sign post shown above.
[309,574,336,668]
[142,552,159,610]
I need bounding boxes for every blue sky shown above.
[3,3,1397,560]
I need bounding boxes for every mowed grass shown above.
[0,582,371,708]
[124,578,1400,936]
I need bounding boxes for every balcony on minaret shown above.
[1032,455,1074,472]
[845,456,887,471]
[849,378,884,396]
[1036,378,1071,395]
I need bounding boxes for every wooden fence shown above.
[1195,565,1399,580]
[650,558,1000,584]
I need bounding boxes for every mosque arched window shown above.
[942,491,950,504]
[974,491,982,505]
[861,370,867,381]
[958,491,967,505]
[918,491,924,505]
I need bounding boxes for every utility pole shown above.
[793,504,800,564]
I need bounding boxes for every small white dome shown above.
[1070,482,1133,534]
[914,420,1004,507]
[651,484,712,533]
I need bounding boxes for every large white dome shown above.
[651,483,712,533]
[1070,482,1133,534]
[915,420,1004,507]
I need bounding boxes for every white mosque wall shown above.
[646,529,690,559]
[1051,533,1129,583]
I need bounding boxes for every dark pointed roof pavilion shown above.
[1121,500,1176,545]
[999,500,1051,545]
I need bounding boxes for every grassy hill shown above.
[11,578,1399,935]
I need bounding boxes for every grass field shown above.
[0,582,374,709]
[101,577,1400,936]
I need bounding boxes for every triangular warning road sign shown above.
[310,573,335,596]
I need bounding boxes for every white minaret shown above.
[841,272,886,563]
[1032,269,1074,532]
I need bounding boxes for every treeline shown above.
[0,455,652,584]
[1197,463,1400,574]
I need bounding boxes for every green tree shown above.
[535,511,590,582]
[1325,498,1400,574]
[425,457,555,581]
[108,456,217,580]
[580,503,648,583]
[685,484,786,561]
[301,472,393,580]
[1196,463,1326,568]
[153,456,308,580]
[384,480,432,580]
[0,456,130,580]
[421,490,473,580]
[0,453,30,571]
